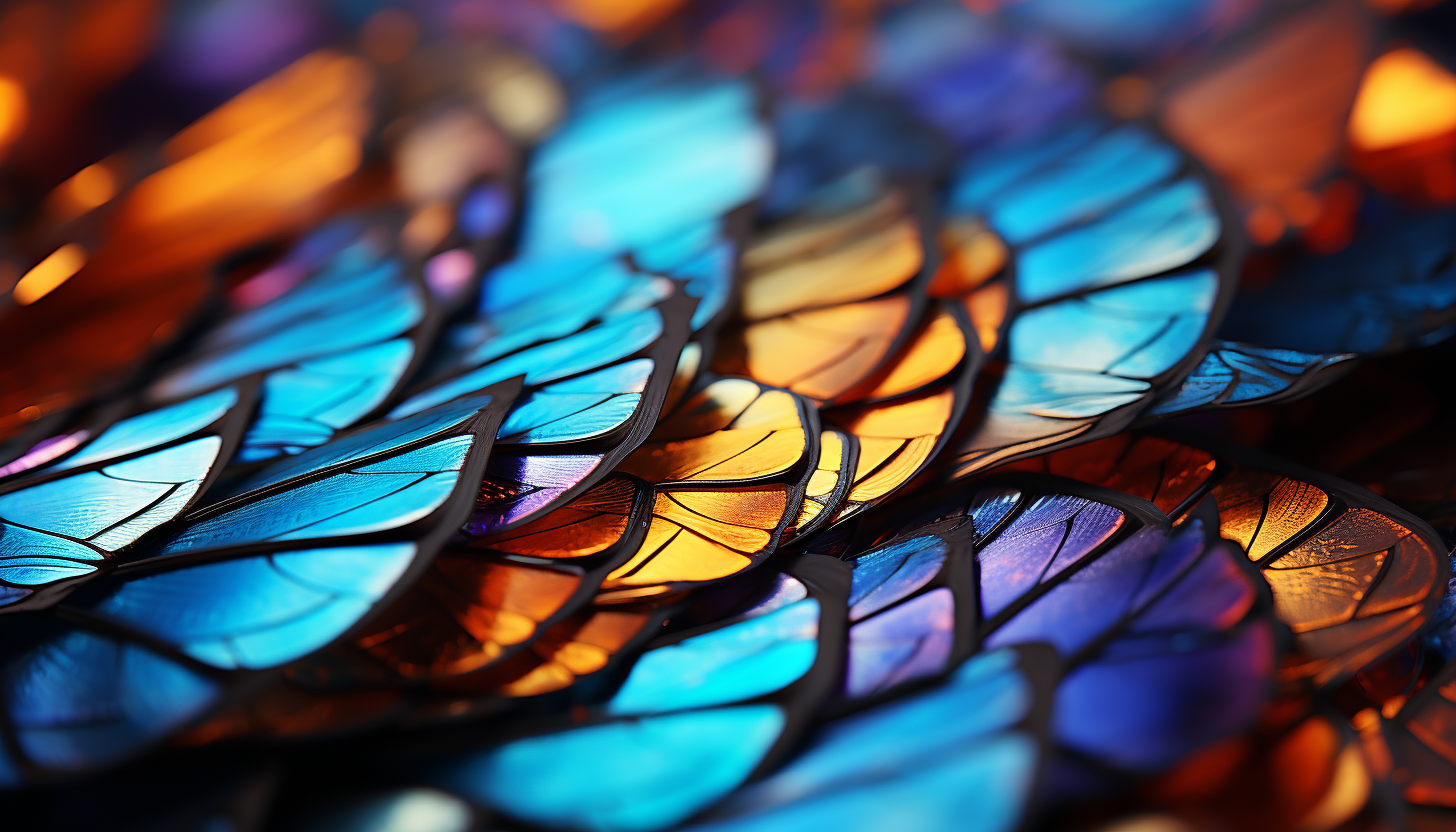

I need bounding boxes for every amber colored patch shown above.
[1161,1,1369,202]
[485,477,637,558]
[1002,435,1217,517]
[928,217,1007,297]
[603,486,789,588]
[852,309,965,401]
[717,296,912,401]
[738,217,922,321]
[963,282,1009,354]
[621,379,806,483]
[356,557,581,677]
[1213,471,1330,562]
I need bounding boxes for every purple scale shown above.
[844,588,954,699]
[977,494,1123,619]
[0,431,89,479]
[462,453,602,536]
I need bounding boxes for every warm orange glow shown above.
[50,162,118,219]
[0,75,27,152]
[552,0,687,38]
[13,244,86,306]
[1350,48,1456,151]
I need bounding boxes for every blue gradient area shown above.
[1016,179,1219,303]
[1009,270,1218,378]
[393,309,664,419]
[458,183,512,240]
[1220,211,1456,355]
[236,395,488,496]
[52,387,237,471]
[696,650,1036,832]
[948,122,1103,211]
[443,705,785,832]
[1148,341,1353,415]
[6,631,219,772]
[241,339,416,463]
[521,73,771,260]
[156,255,424,399]
[499,360,654,445]
[91,543,415,669]
[475,257,663,354]
[608,599,819,716]
[848,536,948,621]
[0,437,220,559]
[159,437,470,555]
[989,127,1179,244]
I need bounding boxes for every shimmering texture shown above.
[394,309,664,419]
[986,126,1179,245]
[846,588,954,698]
[521,73,772,260]
[156,255,424,399]
[52,387,237,471]
[356,556,582,678]
[977,495,1124,619]
[696,650,1037,832]
[721,298,912,402]
[498,360,653,445]
[1214,471,1329,563]
[158,437,470,556]
[475,257,664,355]
[719,178,925,404]
[848,536,949,621]
[858,312,966,401]
[0,432,89,478]
[5,630,220,772]
[953,263,1223,476]
[1002,435,1214,517]
[0,437,221,577]
[442,705,785,832]
[609,599,819,715]
[1009,270,1219,378]
[832,387,955,515]
[620,380,807,485]
[486,477,637,559]
[90,544,416,669]
[977,501,1271,770]
[1148,341,1354,416]
[235,394,489,496]
[241,340,415,463]
[466,454,603,535]
[1015,179,1219,304]
[604,488,791,588]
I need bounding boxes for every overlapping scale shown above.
[602,376,820,594]
[0,384,253,603]
[1003,434,1449,688]
[0,388,514,782]
[712,173,932,406]
[831,475,1277,775]
[938,117,1238,477]
[426,556,849,832]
